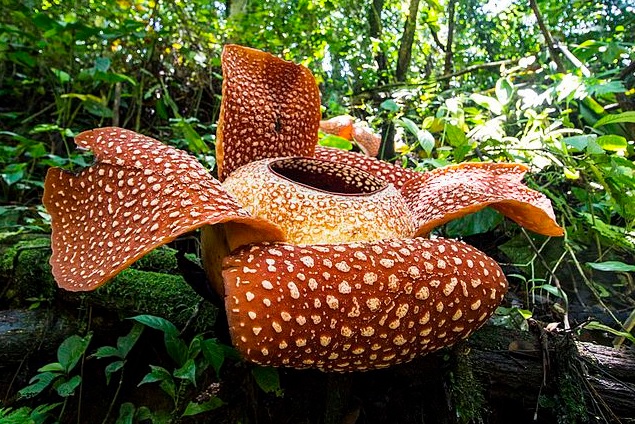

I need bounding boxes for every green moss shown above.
[131,246,180,274]
[85,268,218,334]
[449,344,486,424]
[1,234,56,307]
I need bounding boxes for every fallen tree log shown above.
[1,233,634,423]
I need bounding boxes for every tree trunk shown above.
[368,0,389,85]
[441,0,457,90]
[395,0,421,83]
[528,0,566,73]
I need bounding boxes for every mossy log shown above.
[1,233,634,423]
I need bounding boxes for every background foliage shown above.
[1,0,634,421]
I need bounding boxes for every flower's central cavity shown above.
[222,157,416,245]
[269,157,386,195]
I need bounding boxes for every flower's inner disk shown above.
[269,157,386,195]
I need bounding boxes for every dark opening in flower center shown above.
[269,157,387,195]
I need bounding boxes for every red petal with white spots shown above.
[222,237,507,372]
[314,146,421,190]
[400,162,564,237]
[217,45,321,181]
[44,127,283,291]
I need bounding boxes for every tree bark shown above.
[368,0,389,85]
[441,0,457,90]
[528,0,566,73]
[395,0,421,83]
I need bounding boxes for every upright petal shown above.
[217,45,321,180]
[400,162,564,237]
[222,237,507,372]
[43,127,283,291]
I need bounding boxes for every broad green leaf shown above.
[116,322,144,358]
[83,99,113,118]
[495,78,514,106]
[444,208,503,237]
[57,334,92,373]
[173,358,197,387]
[51,68,71,84]
[18,372,58,398]
[94,57,111,72]
[55,375,82,397]
[562,134,593,151]
[115,402,136,424]
[2,163,26,186]
[165,334,189,367]
[201,339,225,377]
[130,315,179,338]
[444,124,468,147]
[396,117,420,136]
[583,321,635,344]
[37,362,65,373]
[138,365,171,386]
[593,111,635,128]
[470,93,503,115]
[182,397,224,416]
[596,135,627,151]
[93,346,120,359]
[319,134,353,150]
[105,360,125,385]
[251,366,283,396]
[587,261,635,272]
[380,99,399,112]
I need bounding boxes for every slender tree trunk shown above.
[441,0,456,90]
[528,0,566,72]
[395,0,421,82]
[369,0,389,85]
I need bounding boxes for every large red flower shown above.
[43,45,562,372]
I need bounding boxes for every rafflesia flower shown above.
[43,45,563,372]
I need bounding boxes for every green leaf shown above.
[138,365,172,386]
[251,366,283,396]
[587,261,635,272]
[470,93,503,115]
[115,403,136,424]
[583,321,635,344]
[51,68,71,84]
[201,339,225,377]
[55,375,82,397]
[18,372,58,398]
[57,334,92,373]
[83,99,113,118]
[165,334,189,367]
[380,99,399,112]
[319,134,353,150]
[593,111,635,128]
[93,346,120,359]
[532,284,568,302]
[562,134,593,151]
[2,163,27,186]
[37,362,65,373]
[94,57,111,73]
[173,358,197,387]
[182,397,224,416]
[444,124,468,147]
[444,208,504,237]
[495,77,514,106]
[105,360,125,385]
[116,322,144,358]
[596,135,627,151]
[130,315,179,338]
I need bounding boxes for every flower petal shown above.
[43,127,284,292]
[401,162,564,237]
[222,237,507,372]
[217,45,321,181]
[314,146,420,190]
